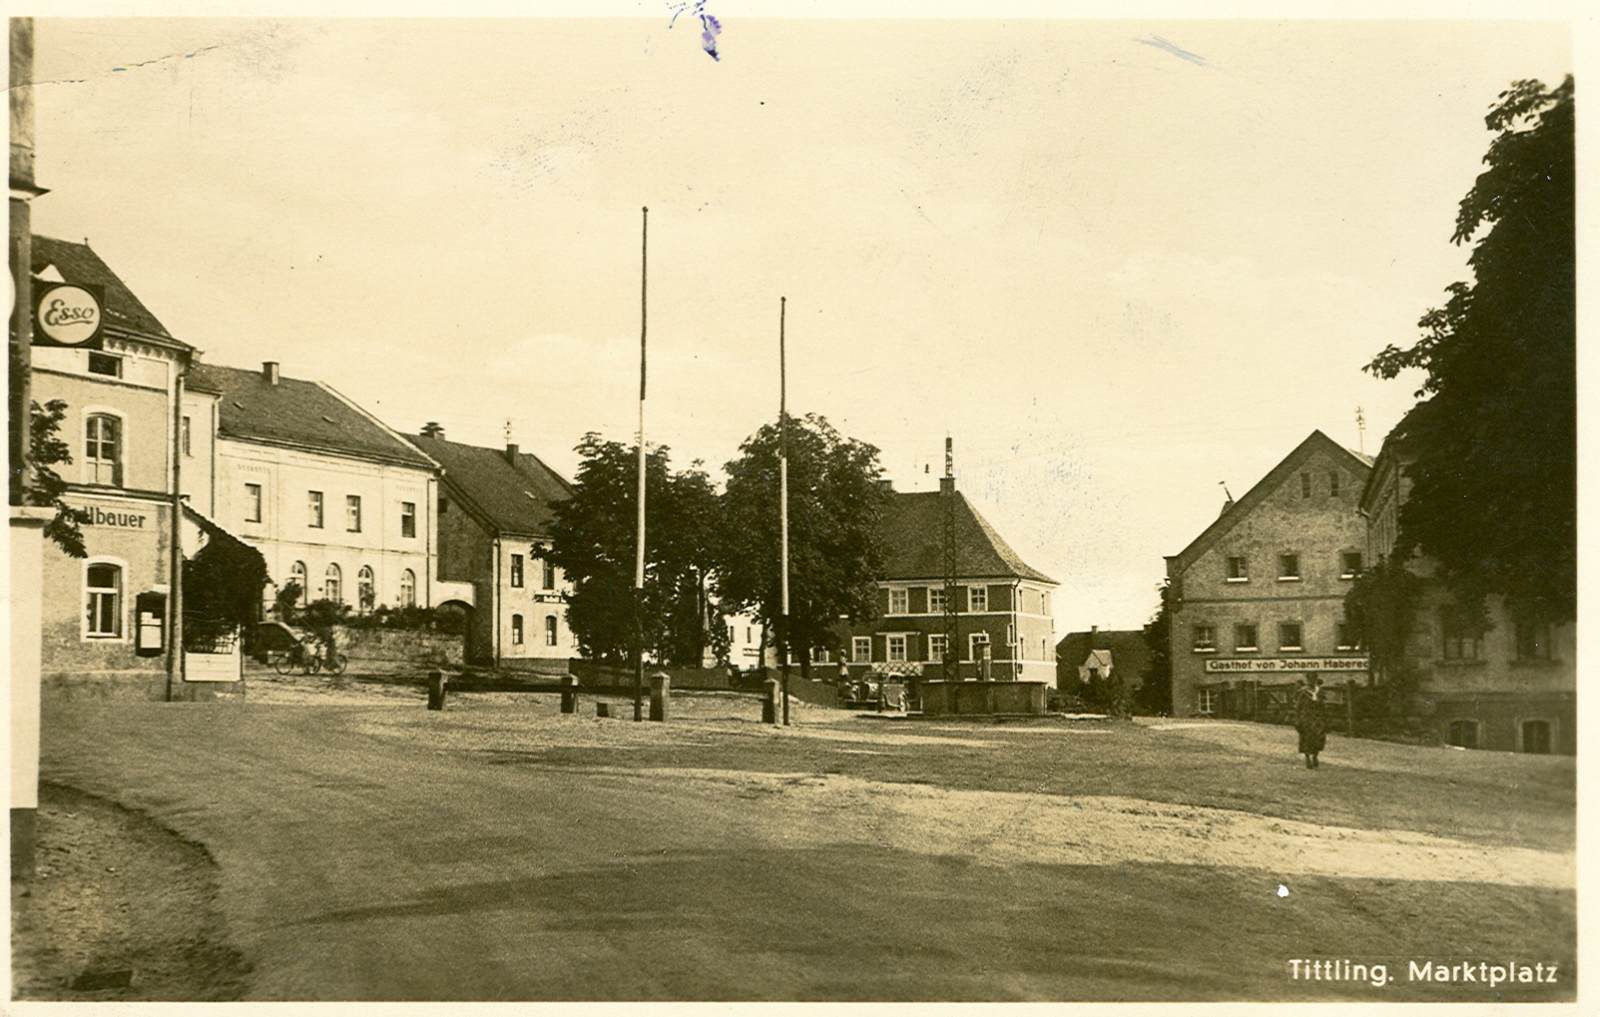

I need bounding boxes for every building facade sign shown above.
[1204,656,1368,673]
[33,281,104,348]
[69,504,150,529]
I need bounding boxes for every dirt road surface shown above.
[32,693,1576,1001]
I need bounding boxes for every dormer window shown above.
[87,352,122,378]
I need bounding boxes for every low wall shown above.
[327,626,464,674]
[919,680,1048,717]
[42,672,242,703]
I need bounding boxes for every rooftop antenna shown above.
[503,418,513,444]
[1219,480,1234,502]
[1356,406,1367,455]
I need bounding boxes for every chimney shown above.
[941,436,956,494]
[262,361,280,385]
[939,475,956,495]
[505,442,520,462]
[419,421,444,438]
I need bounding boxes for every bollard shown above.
[560,674,579,715]
[596,701,611,718]
[650,672,670,722]
[762,678,781,725]
[426,669,447,711]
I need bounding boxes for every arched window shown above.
[85,413,123,486]
[357,565,375,613]
[324,563,342,604]
[84,561,124,638]
[289,561,309,605]
[399,568,416,608]
[511,613,524,645]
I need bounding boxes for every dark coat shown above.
[1295,688,1327,754]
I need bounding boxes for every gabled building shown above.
[27,237,222,691]
[1358,410,1575,753]
[1056,627,1152,697]
[190,361,450,614]
[406,428,577,670]
[838,476,1057,684]
[1165,430,1373,718]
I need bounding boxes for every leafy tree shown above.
[274,581,302,622]
[1344,557,1424,690]
[183,535,269,642]
[718,413,890,679]
[1365,76,1574,621]
[543,432,722,666]
[19,399,87,558]
[1135,579,1173,716]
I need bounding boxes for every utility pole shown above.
[634,206,648,722]
[941,437,959,682]
[778,296,791,726]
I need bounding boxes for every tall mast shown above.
[633,206,648,722]
[778,296,791,725]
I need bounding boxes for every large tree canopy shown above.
[543,432,722,666]
[718,413,889,677]
[1365,76,1574,621]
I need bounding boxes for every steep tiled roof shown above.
[879,488,1055,584]
[31,235,187,347]
[1055,628,1153,685]
[189,362,435,469]
[407,434,573,537]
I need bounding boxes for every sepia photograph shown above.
[5,3,1582,1006]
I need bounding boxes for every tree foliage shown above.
[22,399,88,558]
[1343,558,1423,688]
[718,413,890,677]
[183,535,270,640]
[1364,76,1574,621]
[543,432,723,666]
[1134,579,1173,716]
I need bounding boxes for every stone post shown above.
[560,674,579,714]
[9,508,50,880]
[649,672,670,722]
[762,678,781,725]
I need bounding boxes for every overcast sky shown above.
[27,16,1570,630]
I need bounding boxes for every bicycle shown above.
[272,639,321,676]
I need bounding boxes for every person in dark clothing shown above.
[1294,675,1327,769]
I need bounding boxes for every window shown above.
[1440,606,1481,661]
[289,561,308,605]
[968,632,991,661]
[399,569,417,608]
[815,647,830,664]
[1521,719,1552,755]
[545,615,558,646]
[968,586,989,612]
[346,495,362,532]
[1088,667,1101,682]
[745,627,752,644]
[1514,619,1552,661]
[1226,556,1248,582]
[727,624,735,644]
[85,413,122,486]
[887,634,908,662]
[510,554,525,588]
[1278,622,1303,651]
[1233,624,1259,651]
[1278,554,1301,580]
[1300,471,1312,498]
[1340,552,1363,579]
[1042,591,1051,615]
[887,588,909,615]
[438,496,449,515]
[87,352,122,377]
[85,562,123,638]
[308,491,324,528]
[1197,688,1217,715]
[357,566,375,613]
[928,587,947,613]
[324,563,342,604]
[1336,621,1358,651]
[852,636,872,663]
[181,415,192,457]
[542,560,556,590]
[401,502,416,538]
[1192,624,1216,652]
[244,483,263,523]
[1329,472,1341,497]
[928,633,948,662]
[1446,719,1480,749]
[511,614,524,645]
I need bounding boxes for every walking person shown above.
[1294,675,1327,769]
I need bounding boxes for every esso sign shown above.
[34,283,104,348]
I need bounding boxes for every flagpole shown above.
[779,296,791,726]
[634,206,648,722]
